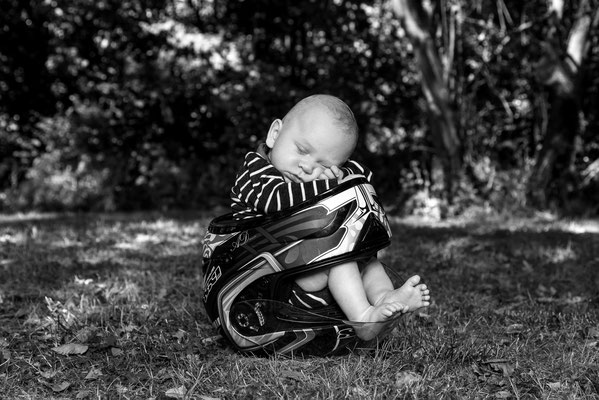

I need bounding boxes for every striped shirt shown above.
[230,144,373,218]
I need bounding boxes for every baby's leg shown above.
[328,262,406,341]
[362,260,431,311]
[361,260,395,306]
[295,269,329,292]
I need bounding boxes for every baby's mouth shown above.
[286,172,302,183]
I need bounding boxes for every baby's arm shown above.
[253,175,338,213]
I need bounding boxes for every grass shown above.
[0,210,598,399]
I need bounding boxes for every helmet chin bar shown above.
[201,176,392,355]
[218,252,285,350]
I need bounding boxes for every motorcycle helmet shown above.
[201,176,393,355]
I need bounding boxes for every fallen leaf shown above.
[165,386,187,399]
[281,369,303,381]
[85,367,103,380]
[111,347,124,356]
[39,370,57,379]
[51,381,71,392]
[586,326,599,338]
[75,327,97,343]
[547,382,563,390]
[201,335,222,345]
[173,330,186,341]
[155,368,172,383]
[116,383,129,394]
[484,359,515,377]
[76,390,92,399]
[495,390,511,399]
[395,370,422,386]
[506,324,525,334]
[51,343,88,355]
[0,349,10,363]
[351,387,369,397]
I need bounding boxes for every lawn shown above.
[0,211,598,399]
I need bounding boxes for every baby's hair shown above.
[283,94,358,141]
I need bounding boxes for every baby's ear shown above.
[266,119,282,148]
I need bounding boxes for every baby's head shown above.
[266,94,358,183]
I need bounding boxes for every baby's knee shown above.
[295,269,329,292]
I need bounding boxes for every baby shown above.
[230,94,430,340]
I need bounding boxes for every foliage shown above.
[1,212,598,398]
[0,0,598,214]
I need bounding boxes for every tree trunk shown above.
[391,0,461,203]
[527,1,597,208]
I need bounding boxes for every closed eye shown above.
[297,145,308,155]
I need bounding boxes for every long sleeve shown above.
[341,159,373,182]
[231,152,335,217]
[230,150,373,218]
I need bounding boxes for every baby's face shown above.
[267,108,354,183]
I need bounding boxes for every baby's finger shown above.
[330,165,343,178]
[303,167,323,182]
[320,168,337,179]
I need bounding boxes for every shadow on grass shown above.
[387,219,599,300]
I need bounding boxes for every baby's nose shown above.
[299,159,316,174]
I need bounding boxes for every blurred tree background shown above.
[1,0,598,216]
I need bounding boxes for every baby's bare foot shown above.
[354,302,407,341]
[380,275,430,312]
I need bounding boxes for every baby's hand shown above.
[300,167,325,182]
[317,165,344,181]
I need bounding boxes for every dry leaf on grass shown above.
[165,386,187,399]
[173,330,186,341]
[351,387,369,397]
[76,390,92,399]
[395,371,423,386]
[494,390,511,399]
[51,343,88,355]
[51,381,71,392]
[281,369,304,381]
[0,349,10,363]
[483,359,515,377]
[111,347,124,356]
[39,370,57,379]
[85,367,103,380]
[74,327,97,343]
[506,324,525,334]
[585,326,599,338]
